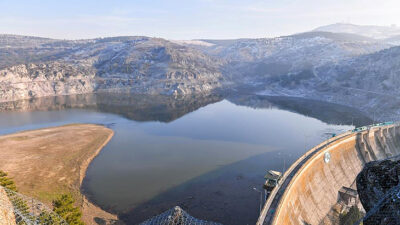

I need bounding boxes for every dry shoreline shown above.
[0,123,122,225]
[79,129,122,225]
[79,125,114,185]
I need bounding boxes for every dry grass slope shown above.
[0,124,119,225]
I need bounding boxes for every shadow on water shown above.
[116,151,297,225]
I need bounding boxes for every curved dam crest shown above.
[259,123,400,225]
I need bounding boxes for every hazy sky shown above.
[0,0,399,40]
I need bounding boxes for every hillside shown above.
[191,32,390,90]
[2,28,400,121]
[257,46,400,121]
[314,23,400,39]
[0,35,225,102]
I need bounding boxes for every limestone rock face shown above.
[356,159,400,225]
[0,35,224,102]
[0,63,96,102]
[0,186,16,225]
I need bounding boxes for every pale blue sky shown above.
[0,0,399,40]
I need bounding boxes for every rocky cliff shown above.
[357,158,400,225]
[0,35,224,102]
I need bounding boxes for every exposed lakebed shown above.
[0,93,372,224]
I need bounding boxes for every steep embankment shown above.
[0,124,118,225]
[0,186,16,225]
[259,124,400,225]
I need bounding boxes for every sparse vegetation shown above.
[0,170,17,191]
[0,124,116,224]
[0,170,32,225]
[53,194,85,225]
[339,206,362,225]
[1,170,84,225]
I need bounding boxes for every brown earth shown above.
[0,124,122,225]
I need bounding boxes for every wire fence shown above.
[139,206,223,225]
[0,186,68,225]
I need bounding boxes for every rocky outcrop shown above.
[0,186,16,225]
[0,36,224,102]
[0,63,96,102]
[356,158,400,225]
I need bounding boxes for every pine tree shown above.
[36,211,66,225]
[53,194,85,225]
[0,170,17,191]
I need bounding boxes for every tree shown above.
[340,206,362,225]
[53,194,84,225]
[0,170,17,191]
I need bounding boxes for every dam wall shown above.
[258,124,400,225]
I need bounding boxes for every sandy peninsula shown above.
[0,124,120,225]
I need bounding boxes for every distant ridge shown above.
[314,23,400,39]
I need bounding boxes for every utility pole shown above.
[373,110,376,124]
[282,157,286,173]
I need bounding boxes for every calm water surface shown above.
[0,93,371,224]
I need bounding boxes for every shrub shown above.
[53,194,84,225]
[340,206,362,225]
[0,170,17,191]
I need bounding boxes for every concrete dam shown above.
[257,123,400,225]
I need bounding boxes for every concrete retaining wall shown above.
[261,124,400,225]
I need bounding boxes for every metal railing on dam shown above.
[257,122,400,225]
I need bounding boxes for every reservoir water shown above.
[0,93,372,224]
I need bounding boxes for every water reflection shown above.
[227,94,373,127]
[0,93,223,122]
[0,93,372,126]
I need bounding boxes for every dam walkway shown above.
[258,132,352,225]
[257,122,399,225]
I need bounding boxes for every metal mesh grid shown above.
[0,186,68,225]
[139,206,223,225]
